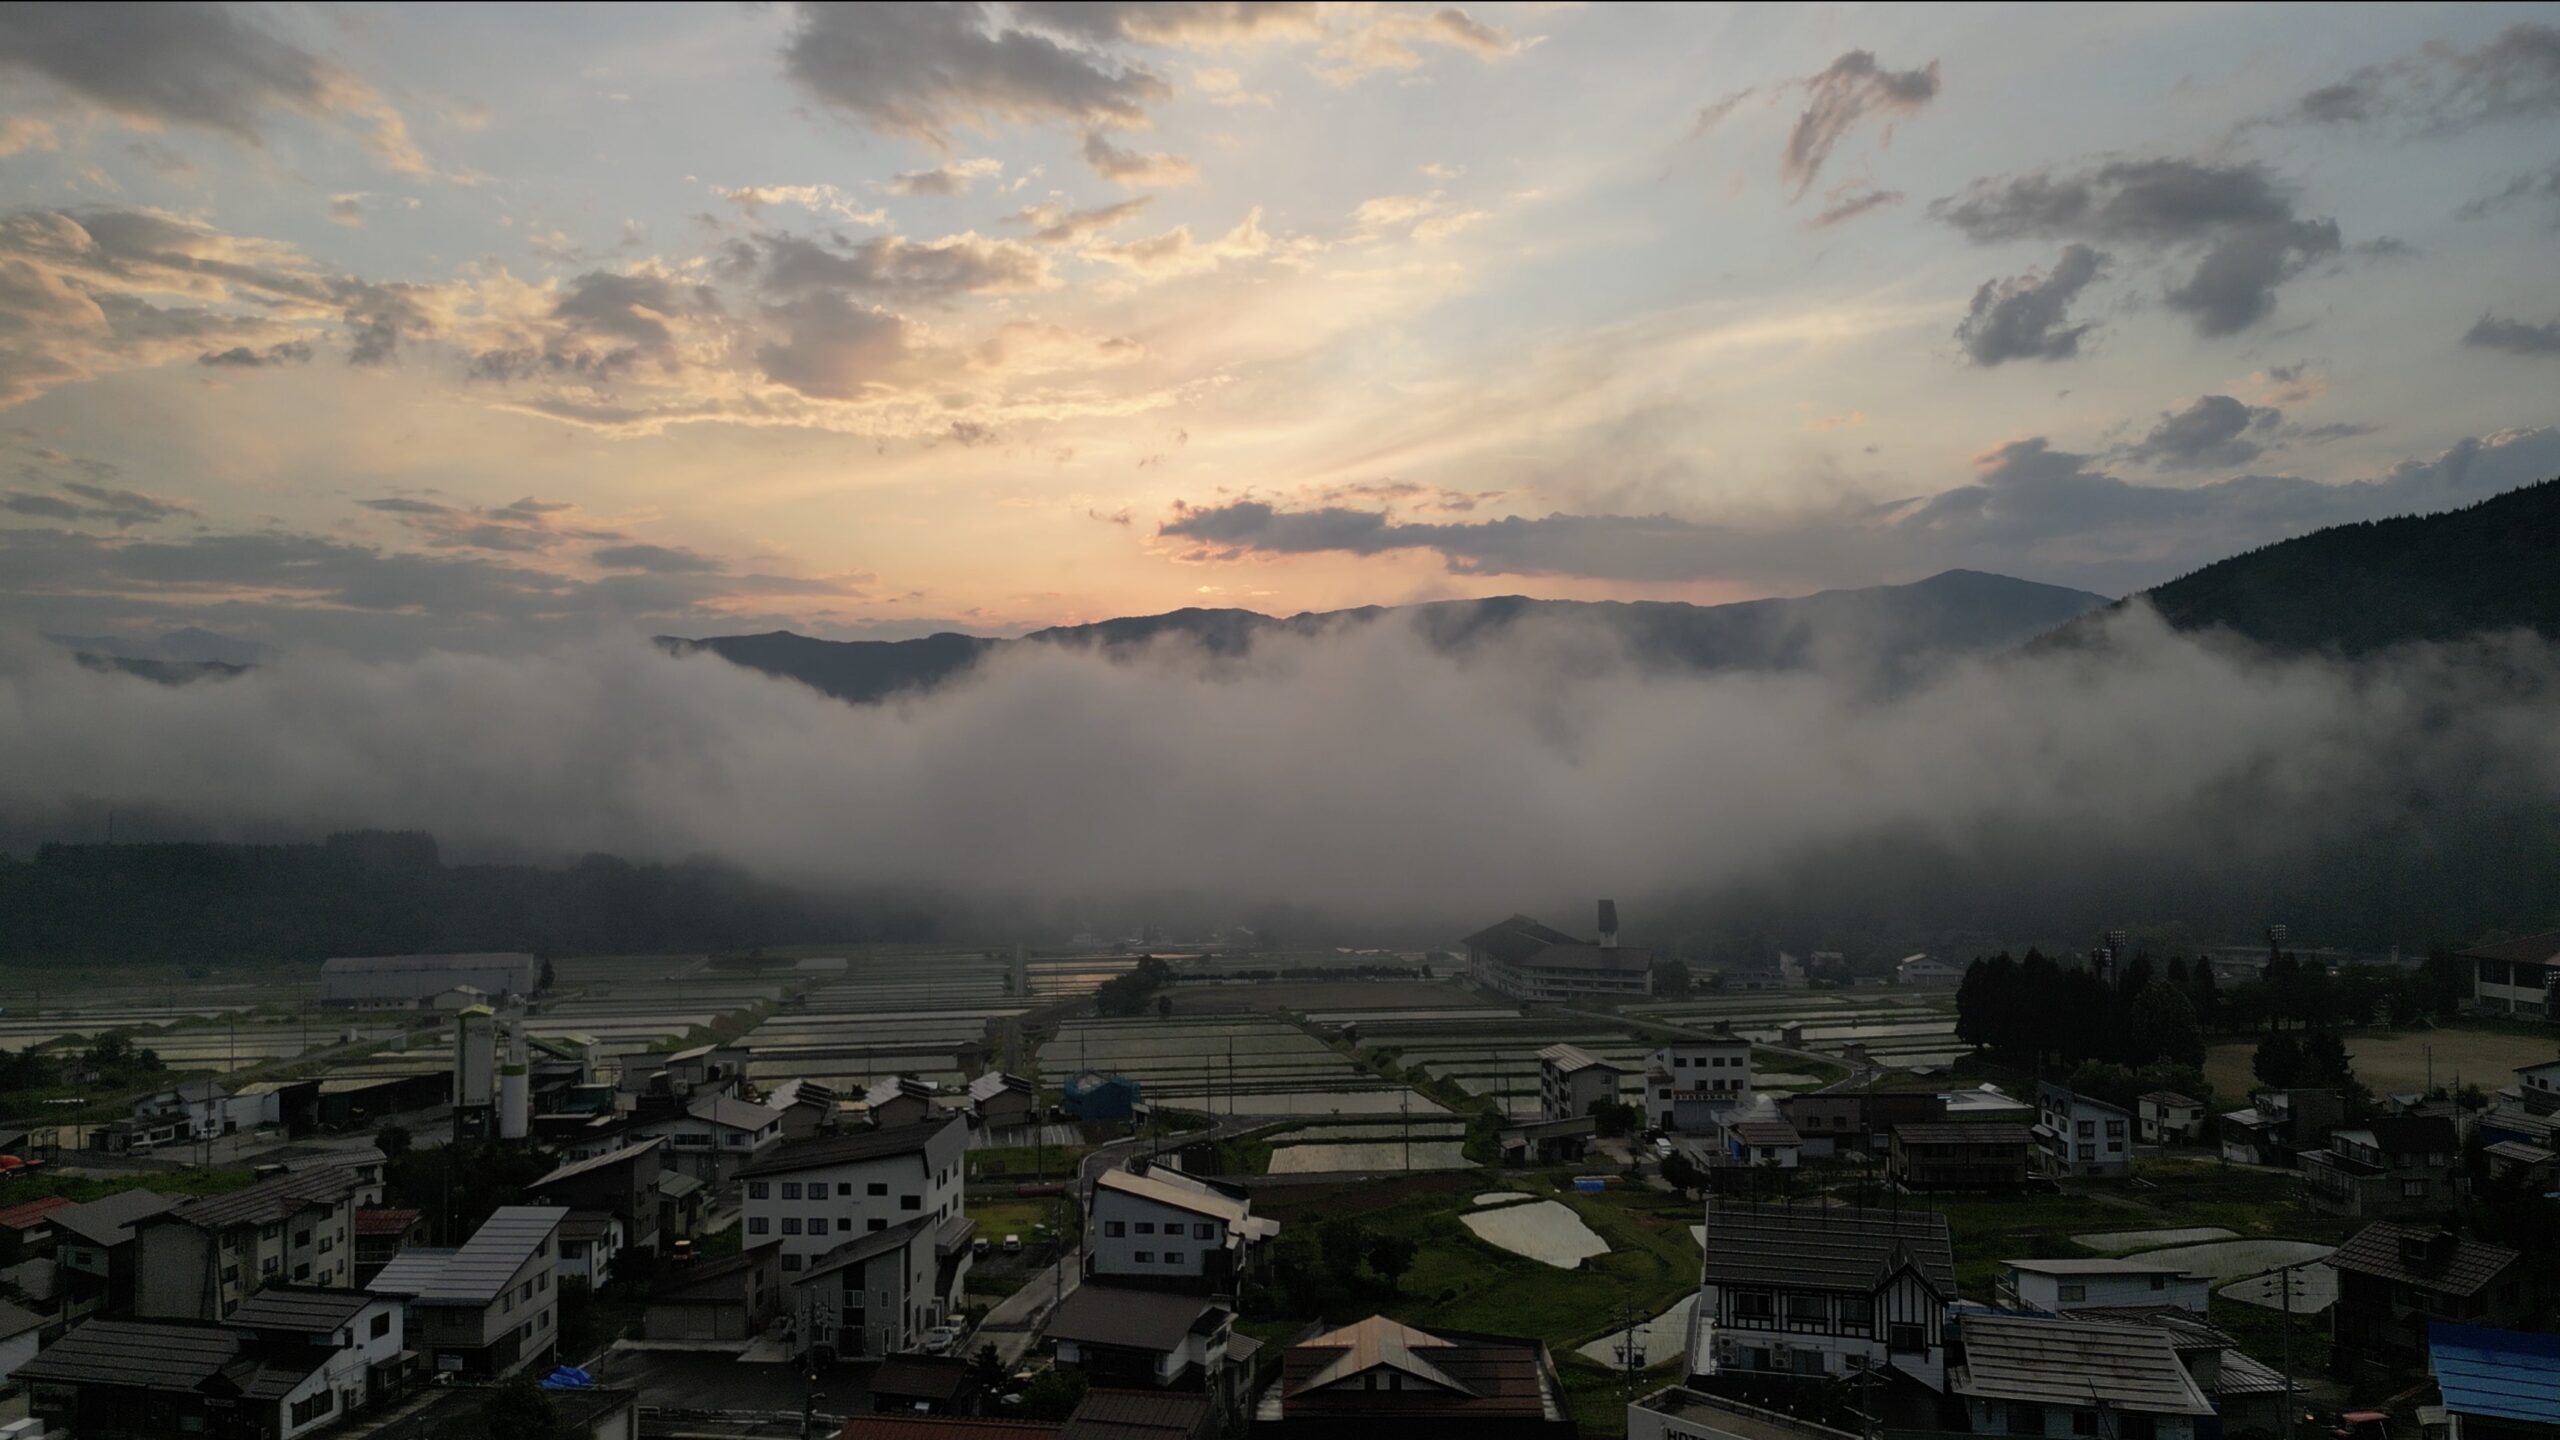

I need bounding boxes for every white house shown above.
[1693,1200,1955,1391]
[627,1093,784,1184]
[1642,1034,1752,1133]
[366,1205,565,1380]
[1538,1043,1625,1122]
[2035,1082,2133,1178]
[1950,1313,2216,1440]
[558,1211,626,1287]
[223,1285,410,1428]
[1088,1163,1278,1293]
[2139,1091,2207,1145]
[2002,1258,2210,1315]
[736,1115,972,1307]
[787,1216,947,1358]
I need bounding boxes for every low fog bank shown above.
[4,606,2557,947]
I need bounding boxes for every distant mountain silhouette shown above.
[46,626,273,667]
[2048,477,2560,654]
[661,569,2110,703]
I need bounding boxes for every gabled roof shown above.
[1061,1389,1212,1440]
[872,1353,972,1403]
[1094,1166,1252,1228]
[2429,1322,2560,1425]
[1044,1282,1227,1354]
[157,1165,361,1231]
[366,1247,458,1295]
[529,1137,665,1191]
[369,1206,564,1305]
[1287,1315,1470,1398]
[1461,914,1582,966]
[2326,1223,2520,1295]
[224,1285,380,1335]
[970,1072,1034,1104]
[2339,1114,2459,1156]
[50,1188,175,1247]
[16,1318,244,1391]
[0,1298,43,1343]
[2483,1139,2556,1165]
[1729,1119,1802,1147]
[1275,1318,1553,1421]
[0,1195,71,1230]
[1065,1071,1136,1095]
[2455,931,2560,965]
[685,1094,784,1133]
[647,1243,775,1303]
[794,1217,933,1286]
[1701,1201,1955,1295]
[736,1116,963,1179]
[2139,1091,2201,1107]
[1953,1314,2215,1417]
[1535,1043,1618,1075]
[866,1075,938,1108]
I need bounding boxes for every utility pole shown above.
[2277,1262,2298,1440]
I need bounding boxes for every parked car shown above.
[971,1237,991,1259]
[920,1324,963,1354]
[1002,1233,1023,1254]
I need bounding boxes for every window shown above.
[1165,1251,1185,1265]
[1888,1323,1925,1353]
[290,1390,336,1426]
[293,1229,312,1248]
[292,1263,310,1282]
[748,1182,769,1200]
[262,1257,279,1275]
[2072,1410,2101,1437]
[869,1218,887,1233]
[1659,1088,1672,1099]
[2148,1275,2166,1291]
[2105,1120,2126,1138]
[2077,1143,2096,1160]
[1194,1223,1215,1240]
[2402,1180,2431,1198]
[782,1182,803,1200]
[2058,1283,2086,1301]
[1105,1222,1126,1238]
[868,1182,888,1197]
[783,1254,802,1272]
[1838,1297,1872,1330]
[1785,1293,1826,1322]
[748,1217,769,1235]
[839,1218,854,1232]
[371,1311,393,1339]
[1734,1290,1774,1320]
[2076,1120,2094,1137]
[1135,1222,1155,1235]
[901,1195,921,1211]
[1135,1251,1155,1263]
[838,1183,852,1196]
[783,1218,803,1235]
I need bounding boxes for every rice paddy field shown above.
[1625,989,1966,1070]
[2203,1025,2560,1102]
[1040,1013,1440,1116]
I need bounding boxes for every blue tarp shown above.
[2428,1321,2560,1425]
[540,1365,595,1390]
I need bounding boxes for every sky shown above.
[2,2,2558,658]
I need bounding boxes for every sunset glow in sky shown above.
[3,2,2558,656]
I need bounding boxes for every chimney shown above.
[1597,900,1620,950]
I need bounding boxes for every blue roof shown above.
[2429,1322,2560,1424]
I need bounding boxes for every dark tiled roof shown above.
[1702,1201,1954,1294]
[2326,1224,2520,1295]
[871,1353,970,1402]
[0,1298,43,1342]
[1535,1043,1617,1075]
[1461,914,1582,966]
[1045,1283,1226,1354]
[222,1352,328,1402]
[2455,931,2560,965]
[1278,1318,1552,1420]
[1061,1388,1211,1440]
[50,1188,176,1248]
[355,1207,422,1237]
[736,1116,962,1179]
[16,1318,243,1390]
[161,1166,361,1231]
[403,1206,563,1305]
[529,1137,664,1191]
[1953,1314,2214,1417]
[224,1285,378,1335]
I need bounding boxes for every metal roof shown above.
[735,1115,963,1179]
[686,1094,784,1132]
[1895,1122,2030,1146]
[2428,1322,2560,1424]
[367,1246,458,1296]
[970,1072,1034,1103]
[793,1217,933,1286]
[354,1206,423,1237]
[1095,1166,1252,1227]
[2326,1223,2519,1296]
[224,1285,380,1335]
[2454,931,2560,966]
[2006,1258,2199,1277]
[1061,1388,1212,1440]
[160,1165,362,1231]
[16,1318,243,1391]
[1536,1043,1617,1075]
[529,1137,664,1191]
[1702,1201,1954,1295]
[1952,1314,2216,1417]
[50,1188,176,1248]
[397,1205,563,1305]
[1045,1283,1227,1354]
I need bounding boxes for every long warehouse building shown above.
[321,952,542,1008]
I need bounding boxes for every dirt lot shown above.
[2205,1025,2560,1100]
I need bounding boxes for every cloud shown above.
[1349,190,1487,242]
[468,268,719,383]
[0,2,430,175]
[358,494,615,554]
[196,339,312,367]
[1807,188,1902,229]
[2281,22,2560,135]
[593,542,721,574]
[1783,50,1939,200]
[781,2,1168,147]
[1089,207,1270,277]
[1189,66,1270,107]
[2458,161,2560,223]
[754,290,912,400]
[1933,158,2340,337]
[716,184,888,227]
[1011,2,1320,47]
[1687,86,1756,140]
[887,158,1005,196]
[0,116,55,156]
[727,230,1052,300]
[2123,394,2281,471]
[2464,313,2560,356]
[1005,196,1153,244]
[1954,243,2107,366]
[1081,130,1199,186]
[328,194,366,227]
[2,474,189,528]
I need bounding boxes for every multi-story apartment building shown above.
[366,1205,566,1379]
[1642,1035,1751,1133]
[133,1165,364,1320]
[1537,1044,1625,1123]
[737,1117,972,1317]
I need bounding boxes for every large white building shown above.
[1087,1163,1278,1293]
[736,1115,973,1342]
[1642,1035,1752,1133]
[1464,902,1655,1004]
[321,953,541,1008]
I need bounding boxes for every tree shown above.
[1017,1367,1089,1421]
[1651,958,1693,996]
[2129,980,2206,1067]
[1155,994,1173,1021]
[1587,1099,1640,1138]
[1366,1234,1417,1294]
[971,1343,1006,1390]
[449,1376,576,1440]
[376,1123,412,1159]
[1659,1149,1704,1195]
[2253,1032,2303,1088]
[2189,963,2221,1027]
[1318,1218,1368,1286]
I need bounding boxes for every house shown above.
[1497,1114,1598,1166]
[865,1076,941,1129]
[86,1114,184,1155]
[1087,1162,1277,1293]
[136,1079,247,1139]
[1047,1283,1249,1400]
[2427,1322,2560,1440]
[223,1286,412,1413]
[969,1072,1040,1130]
[1718,1114,1801,1170]
[868,1353,978,1416]
[615,1042,750,1104]
[1887,1122,2031,1191]
[1641,1034,1751,1134]
[252,1141,390,1208]
[2482,1140,2558,1192]
[2139,1091,2207,1145]
[2000,1258,2210,1314]
[352,1207,425,1285]
[321,952,542,1009]
[628,1093,785,1185]
[1628,1386,1856,1440]
[1785,1091,1948,1160]
[1692,1200,1955,1393]
[2326,1223,2537,1361]
[1062,1072,1143,1123]
[0,1298,42,1389]
[1253,1314,1575,1438]
[657,1169,708,1245]
[2067,1307,2297,1435]
[1,1256,64,1331]
[1463,902,1654,1004]
[1537,1045,1624,1123]
[557,1212,625,1287]
[313,1070,452,1131]
[2459,931,2560,1021]
[526,1136,665,1257]
[738,1115,972,1307]
[2218,1088,2344,1167]
[1896,955,1965,987]
[51,1187,177,1318]
[1949,1312,2217,1440]
[0,1193,73,1251]
[2034,1082,2132,1178]
[18,1302,404,1440]
[134,1165,365,1319]
[2299,1115,2461,1218]
[641,1242,781,1342]
[2517,1059,2560,1113]
[788,1217,951,1359]
[365,1205,566,1379]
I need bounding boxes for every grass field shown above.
[2204,1025,2560,1100]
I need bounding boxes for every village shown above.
[0,907,2549,1440]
